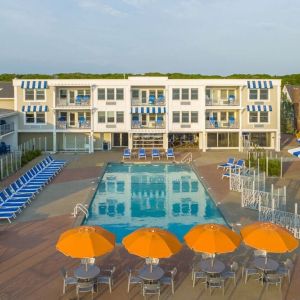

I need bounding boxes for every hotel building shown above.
[12,77,281,152]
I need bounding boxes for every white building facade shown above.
[13,77,281,152]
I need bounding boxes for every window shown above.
[172,112,180,123]
[36,89,45,100]
[182,89,189,100]
[25,113,35,123]
[260,89,269,100]
[36,112,46,124]
[98,88,106,100]
[172,88,180,100]
[191,88,198,100]
[191,112,198,123]
[25,89,34,101]
[77,90,84,96]
[249,89,258,100]
[98,112,105,123]
[116,88,124,100]
[181,111,189,123]
[59,89,67,99]
[132,90,139,98]
[116,112,124,123]
[107,111,115,123]
[249,112,258,123]
[220,112,227,121]
[260,111,269,123]
[107,89,115,100]
[220,90,227,100]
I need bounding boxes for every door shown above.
[69,113,76,127]
[69,91,75,104]
[122,133,128,146]
[141,114,147,126]
[113,134,121,147]
[141,91,147,104]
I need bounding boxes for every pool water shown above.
[84,163,226,243]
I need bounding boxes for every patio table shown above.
[253,257,279,273]
[138,265,164,281]
[199,259,225,275]
[74,264,100,280]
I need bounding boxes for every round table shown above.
[253,257,279,272]
[199,259,225,275]
[138,265,164,281]
[74,265,100,280]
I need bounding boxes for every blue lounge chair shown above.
[138,148,146,159]
[0,192,29,207]
[166,148,175,160]
[217,158,235,169]
[0,212,16,223]
[232,159,245,170]
[152,149,160,160]
[123,149,131,160]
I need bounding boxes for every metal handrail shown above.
[181,152,193,164]
[72,203,89,218]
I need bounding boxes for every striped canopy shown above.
[288,147,300,158]
[22,105,48,112]
[246,105,272,112]
[247,80,273,89]
[21,80,48,89]
[131,106,167,114]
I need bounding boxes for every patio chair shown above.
[254,250,267,257]
[160,267,177,294]
[265,273,282,291]
[207,277,225,295]
[243,265,261,284]
[222,261,239,286]
[60,267,77,294]
[152,149,160,160]
[76,282,95,300]
[192,264,207,287]
[96,265,116,293]
[166,148,175,160]
[126,268,143,293]
[278,258,293,283]
[123,148,131,160]
[138,148,146,159]
[217,157,235,169]
[143,282,160,299]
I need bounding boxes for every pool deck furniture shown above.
[166,148,175,160]
[138,148,146,159]
[138,265,164,281]
[126,268,143,293]
[160,267,177,294]
[60,267,78,294]
[96,265,116,293]
[74,264,100,280]
[152,149,160,160]
[253,257,279,273]
[199,259,225,275]
[143,282,161,299]
[123,148,131,160]
[217,157,235,169]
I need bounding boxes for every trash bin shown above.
[103,142,108,151]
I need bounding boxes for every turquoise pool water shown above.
[84,163,226,243]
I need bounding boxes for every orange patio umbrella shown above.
[184,223,242,254]
[56,225,115,259]
[241,222,298,253]
[122,227,182,260]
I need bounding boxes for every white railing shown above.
[181,152,193,164]
[0,151,22,180]
[0,122,14,136]
[72,203,89,218]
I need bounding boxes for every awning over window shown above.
[131,107,167,114]
[246,105,272,112]
[21,80,48,89]
[247,80,273,89]
[22,105,48,112]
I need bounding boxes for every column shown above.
[202,132,206,152]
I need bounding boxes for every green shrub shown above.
[21,150,42,167]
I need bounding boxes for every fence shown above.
[18,137,49,154]
[0,151,22,180]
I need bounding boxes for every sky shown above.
[0,0,299,75]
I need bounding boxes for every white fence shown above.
[18,137,49,154]
[0,151,22,180]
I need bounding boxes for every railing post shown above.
[280,156,283,178]
[241,179,244,207]
[252,180,255,206]
[5,155,8,177]
[272,198,275,223]
[0,158,3,180]
[294,203,298,237]
[266,156,268,177]
[10,153,13,173]
[257,158,260,191]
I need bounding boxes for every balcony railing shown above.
[131,97,166,106]
[56,120,91,129]
[205,120,239,129]
[205,97,240,106]
[56,96,91,107]
[131,121,165,129]
[0,123,14,136]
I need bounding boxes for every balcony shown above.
[205,97,240,106]
[0,122,14,136]
[131,96,166,106]
[205,120,239,129]
[131,121,165,129]
[56,120,91,130]
[56,96,91,107]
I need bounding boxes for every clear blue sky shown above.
[0,0,299,75]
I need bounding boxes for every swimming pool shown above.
[84,163,227,243]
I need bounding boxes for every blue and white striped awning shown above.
[288,147,300,158]
[246,105,272,112]
[131,106,167,114]
[21,80,48,89]
[22,105,48,112]
[247,80,273,89]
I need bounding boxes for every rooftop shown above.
[0,82,14,99]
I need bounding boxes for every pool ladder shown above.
[72,203,89,218]
[181,152,193,164]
